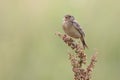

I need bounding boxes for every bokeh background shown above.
[0,0,120,80]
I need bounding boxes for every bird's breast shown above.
[63,22,81,38]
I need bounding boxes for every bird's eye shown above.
[69,16,71,17]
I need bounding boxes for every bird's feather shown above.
[72,20,85,37]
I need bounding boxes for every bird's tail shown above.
[80,37,88,49]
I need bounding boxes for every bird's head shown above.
[64,14,75,21]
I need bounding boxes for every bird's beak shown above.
[63,17,65,21]
[63,17,67,21]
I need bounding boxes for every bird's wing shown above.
[72,21,85,37]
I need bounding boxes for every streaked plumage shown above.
[62,14,88,49]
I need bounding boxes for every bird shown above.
[62,14,88,49]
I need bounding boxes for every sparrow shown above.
[62,14,88,49]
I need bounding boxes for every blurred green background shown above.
[0,0,120,80]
